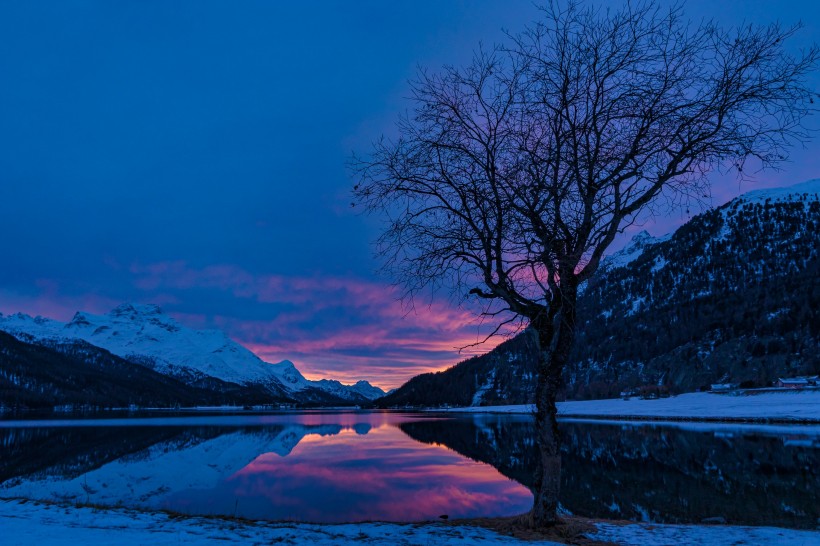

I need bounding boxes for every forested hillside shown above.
[0,331,281,410]
[376,182,820,407]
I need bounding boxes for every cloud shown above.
[0,282,122,321]
[130,261,511,389]
[1,260,513,390]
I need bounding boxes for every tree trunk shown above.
[529,283,578,527]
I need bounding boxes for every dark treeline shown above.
[0,331,288,411]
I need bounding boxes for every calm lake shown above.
[1,412,818,528]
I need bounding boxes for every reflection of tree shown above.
[400,417,536,490]
[399,418,820,529]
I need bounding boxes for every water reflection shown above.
[165,425,530,522]
[1,413,817,527]
[401,416,820,529]
[0,414,532,522]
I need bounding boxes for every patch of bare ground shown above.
[444,514,618,545]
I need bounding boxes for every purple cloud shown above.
[129,261,506,389]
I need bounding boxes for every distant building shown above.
[775,376,818,389]
[710,383,733,392]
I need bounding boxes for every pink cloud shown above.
[130,261,513,389]
[0,285,121,322]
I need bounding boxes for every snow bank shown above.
[2,500,818,546]
[438,390,820,422]
[589,522,820,546]
[0,499,556,546]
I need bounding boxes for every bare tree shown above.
[353,1,817,527]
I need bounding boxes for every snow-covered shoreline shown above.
[432,390,820,422]
[2,498,818,546]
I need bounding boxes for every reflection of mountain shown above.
[400,417,820,529]
[0,425,209,486]
[0,423,348,507]
[352,423,372,435]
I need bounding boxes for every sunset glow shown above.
[0,0,817,390]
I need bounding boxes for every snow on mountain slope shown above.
[349,380,390,400]
[380,178,820,408]
[315,379,386,401]
[710,178,820,243]
[603,230,672,271]
[0,304,384,403]
[602,179,820,273]
[731,177,820,205]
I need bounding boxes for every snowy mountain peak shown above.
[604,230,671,271]
[109,303,165,319]
[67,312,92,327]
[103,304,181,331]
[0,304,384,403]
[272,359,311,386]
[0,312,61,340]
[350,380,387,400]
[278,359,297,370]
[313,378,386,400]
[603,179,820,273]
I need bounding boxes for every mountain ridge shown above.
[0,304,384,406]
[376,178,820,407]
[0,330,281,410]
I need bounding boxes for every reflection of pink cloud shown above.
[219,426,532,522]
[130,261,512,389]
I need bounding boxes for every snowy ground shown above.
[2,499,819,546]
[438,390,820,422]
[588,522,820,546]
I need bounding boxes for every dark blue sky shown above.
[1,1,818,388]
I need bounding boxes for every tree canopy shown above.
[354,1,818,328]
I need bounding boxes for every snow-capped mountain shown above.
[0,304,384,405]
[602,230,672,271]
[603,178,820,273]
[377,178,820,407]
[313,379,387,401]
[730,177,820,206]
[0,329,280,409]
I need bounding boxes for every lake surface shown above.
[1,412,818,528]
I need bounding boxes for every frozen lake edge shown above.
[430,390,820,423]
